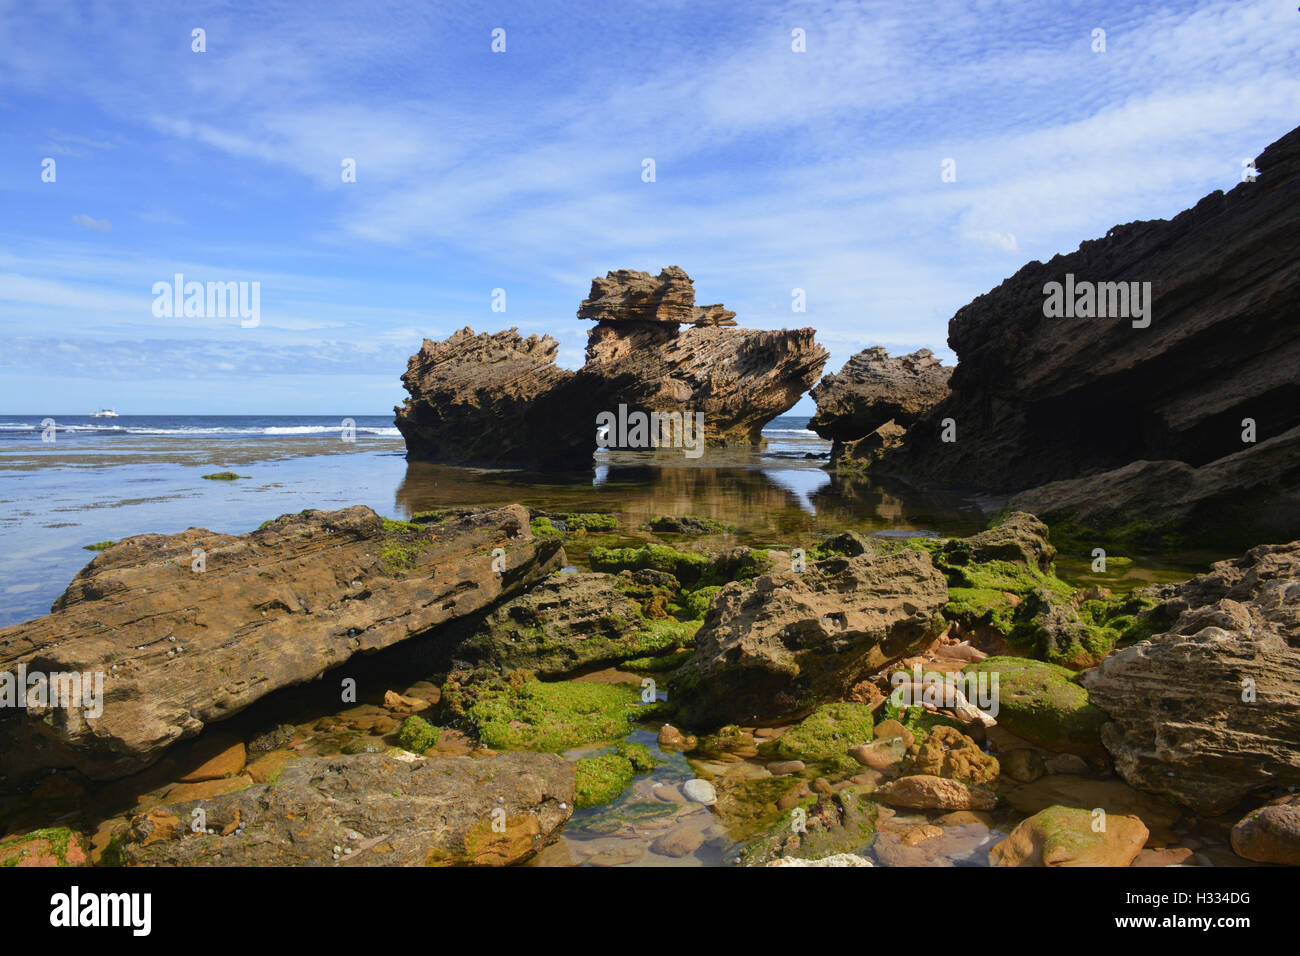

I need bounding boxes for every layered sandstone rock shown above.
[395,266,827,467]
[1082,540,1300,815]
[111,751,574,866]
[393,328,580,470]
[809,347,952,466]
[672,542,948,728]
[0,506,564,786]
[869,122,1300,548]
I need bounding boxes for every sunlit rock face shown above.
[395,266,828,468]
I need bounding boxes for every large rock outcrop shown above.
[111,751,574,866]
[672,541,948,728]
[868,123,1300,548]
[395,266,828,468]
[1082,540,1300,815]
[0,506,564,786]
[809,347,952,466]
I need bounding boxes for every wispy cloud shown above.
[0,0,1295,411]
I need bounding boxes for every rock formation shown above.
[672,541,948,728]
[395,266,827,468]
[0,506,564,786]
[809,347,952,466]
[854,122,1300,548]
[1082,540,1300,814]
[111,751,574,866]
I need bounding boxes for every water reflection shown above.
[394,442,988,547]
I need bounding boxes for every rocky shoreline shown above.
[1,506,1296,867]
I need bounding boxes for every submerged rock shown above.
[0,505,563,787]
[1082,540,1300,814]
[109,751,573,866]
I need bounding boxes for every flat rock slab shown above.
[0,505,563,786]
[113,751,575,867]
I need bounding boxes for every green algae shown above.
[200,471,249,480]
[397,715,440,754]
[759,702,875,770]
[963,656,1107,758]
[82,540,116,551]
[589,543,709,584]
[457,679,647,752]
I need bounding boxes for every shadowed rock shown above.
[1082,540,1300,814]
[809,347,952,466]
[0,505,564,787]
[868,122,1300,548]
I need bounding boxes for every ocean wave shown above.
[0,422,402,437]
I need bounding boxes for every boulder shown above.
[672,545,947,727]
[964,657,1107,758]
[873,774,998,811]
[1082,541,1300,814]
[808,347,952,465]
[110,751,574,866]
[990,806,1148,867]
[1230,804,1300,865]
[0,505,564,786]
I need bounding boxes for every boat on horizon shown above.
[90,408,119,418]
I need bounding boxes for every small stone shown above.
[682,779,717,805]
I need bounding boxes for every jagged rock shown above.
[904,725,1000,786]
[110,751,573,866]
[394,327,580,469]
[396,267,828,467]
[692,303,738,327]
[1082,540,1300,814]
[672,544,947,727]
[874,123,1300,549]
[582,321,828,445]
[809,347,952,465]
[577,266,698,324]
[0,505,564,786]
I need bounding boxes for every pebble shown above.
[682,779,717,805]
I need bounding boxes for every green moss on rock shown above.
[963,656,1107,758]
[761,703,875,770]
[459,679,644,752]
[397,715,440,754]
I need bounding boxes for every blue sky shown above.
[1,0,1296,414]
